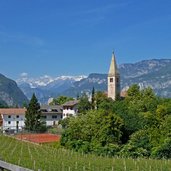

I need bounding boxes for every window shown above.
[52,109,58,112]
[16,121,19,124]
[41,115,47,119]
[110,78,113,82]
[16,115,19,118]
[117,78,119,83]
[41,109,47,112]
[52,115,57,119]
[8,115,11,118]
[8,121,11,124]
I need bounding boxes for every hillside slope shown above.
[0,74,28,106]
[62,59,171,98]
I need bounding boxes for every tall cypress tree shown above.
[25,93,45,132]
[91,87,95,110]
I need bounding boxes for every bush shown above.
[152,138,171,159]
[90,143,120,157]
[120,144,149,158]
[119,130,151,158]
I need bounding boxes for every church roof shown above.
[108,51,119,76]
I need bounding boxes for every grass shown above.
[0,134,171,171]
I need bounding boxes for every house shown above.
[0,99,79,133]
[40,105,63,126]
[0,108,26,133]
[62,100,79,119]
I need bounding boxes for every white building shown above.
[62,100,79,119]
[40,105,63,126]
[0,101,79,133]
[0,105,63,133]
[0,108,26,133]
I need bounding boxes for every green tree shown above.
[95,91,113,110]
[120,130,151,158]
[25,93,46,132]
[77,93,91,114]
[91,87,95,110]
[152,138,171,159]
[61,109,124,155]
[49,96,74,105]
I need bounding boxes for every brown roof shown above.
[62,100,79,107]
[0,108,26,115]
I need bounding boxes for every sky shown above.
[0,0,171,79]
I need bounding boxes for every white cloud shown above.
[20,72,28,77]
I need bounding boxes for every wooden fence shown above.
[0,160,33,171]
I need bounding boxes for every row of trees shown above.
[60,85,171,158]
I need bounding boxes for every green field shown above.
[0,135,171,171]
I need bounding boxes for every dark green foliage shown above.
[95,91,114,110]
[91,87,95,110]
[120,130,151,158]
[50,96,74,105]
[25,93,46,132]
[61,110,123,155]
[59,116,72,129]
[61,85,171,158]
[152,138,171,159]
[77,93,91,114]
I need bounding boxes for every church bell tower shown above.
[107,51,120,100]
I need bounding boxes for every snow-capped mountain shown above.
[17,59,171,104]
[17,75,86,88]
[16,75,87,103]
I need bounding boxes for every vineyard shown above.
[0,135,171,171]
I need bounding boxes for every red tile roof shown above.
[0,108,26,115]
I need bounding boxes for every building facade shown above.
[40,105,63,126]
[0,105,63,133]
[0,108,26,133]
[108,51,120,100]
[62,100,79,119]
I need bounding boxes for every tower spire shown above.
[107,51,120,100]
[108,51,118,76]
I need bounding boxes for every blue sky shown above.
[0,0,171,79]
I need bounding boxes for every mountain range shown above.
[16,59,171,104]
[0,74,28,107]
[16,75,87,103]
